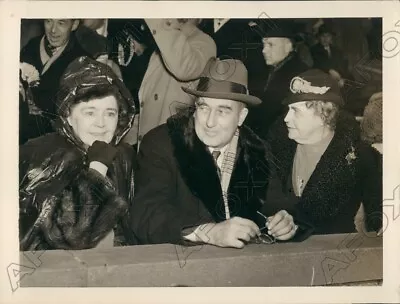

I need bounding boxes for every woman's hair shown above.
[305,100,339,131]
[65,85,130,132]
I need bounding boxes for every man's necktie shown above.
[212,150,222,179]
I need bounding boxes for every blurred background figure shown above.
[123,18,216,147]
[20,19,88,142]
[246,20,308,138]
[311,24,352,89]
[109,19,155,117]
[76,19,122,78]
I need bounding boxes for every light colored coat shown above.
[123,19,216,145]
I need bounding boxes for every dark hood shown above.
[54,56,136,152]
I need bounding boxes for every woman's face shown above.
[67,95,119,147]
[284,101,325,144]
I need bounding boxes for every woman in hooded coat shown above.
[19,56,137,251]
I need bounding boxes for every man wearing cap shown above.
[265,69,382,234]
[131,59,305,247]
[246,22,308,137]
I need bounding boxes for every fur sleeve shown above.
[40,168,129,250]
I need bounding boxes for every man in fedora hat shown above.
[246,21,308,138]
[130,58,303,247]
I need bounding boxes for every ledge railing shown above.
[19,233,382,287]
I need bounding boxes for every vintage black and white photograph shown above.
[1,1,399,303]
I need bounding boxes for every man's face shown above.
[67,95,119,147]
[319,33,333,47]
[44,19,79,48]
[284,101,324,144]
[194,97,248,149]
[262,37,292,66]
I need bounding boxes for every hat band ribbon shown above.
[197,77,247,95]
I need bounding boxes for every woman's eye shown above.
[84,111,94,116]
[107,112,117,117]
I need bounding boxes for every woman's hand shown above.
[266,210,298,241]
[88,141,118,176]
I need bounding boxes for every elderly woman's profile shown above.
[265,69,382,235]
[19,56,138,250]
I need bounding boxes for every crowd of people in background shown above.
[19,18,383,251]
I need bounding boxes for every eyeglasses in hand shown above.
[249,211,276,245]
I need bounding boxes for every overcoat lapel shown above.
[167,114,225,221]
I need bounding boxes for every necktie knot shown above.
[212,150,221,162]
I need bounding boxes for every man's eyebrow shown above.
[81,106,96,110]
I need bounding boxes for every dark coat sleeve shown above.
[262,164,315,242]
[112,144,139,246]
[130,128,191,245]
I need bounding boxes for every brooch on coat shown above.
[345,146,357,165]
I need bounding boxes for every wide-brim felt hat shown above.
[283,69,344,106]
[182,58,262,106]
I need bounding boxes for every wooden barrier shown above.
[19,233,382,287]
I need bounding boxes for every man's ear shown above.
[71,19,80,32]
[238,106,249,127]
[66,116,73,126]
[284,38,293,54]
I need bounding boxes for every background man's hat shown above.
[259,20,296,39]
[283,69,344,106]
[182,58,261,106]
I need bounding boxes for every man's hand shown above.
[205,217,260,249]
[266,210,297,241]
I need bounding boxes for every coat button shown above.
[152,29,156,35]
[138,135,143,141]
[154,94,158,101]
[140,102,144,107]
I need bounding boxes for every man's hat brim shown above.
[182,87,262,106]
